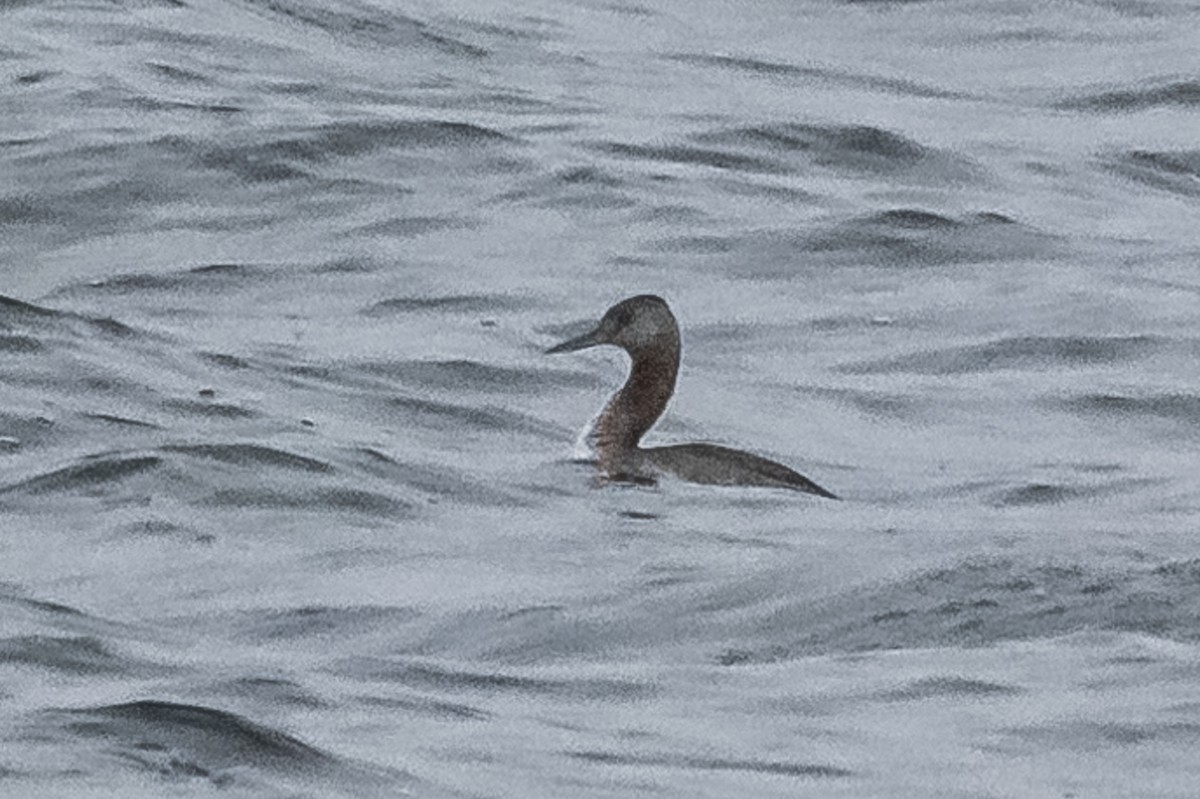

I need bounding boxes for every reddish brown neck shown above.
[593,341,680,468]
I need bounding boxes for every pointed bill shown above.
[545,326,605,354]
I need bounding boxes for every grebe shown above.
[547,295,837,498]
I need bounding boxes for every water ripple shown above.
[1057,78,1200,112]
[842,335,1158,375]
[0,454,163,498]
[694,122,980,180]
[567,749,852,778]
[716,558,1200,663]
[335,658,657,702]
[1105,150,1200,198]
[0,636,147,676]
[669,53,966,99]
[58,700,338,772]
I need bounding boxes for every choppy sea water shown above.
[3,0,1200,796]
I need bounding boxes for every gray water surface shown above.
[3,0,1200,796]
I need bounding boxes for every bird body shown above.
[547,295,836,498]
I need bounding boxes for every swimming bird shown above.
[546,295,837,498]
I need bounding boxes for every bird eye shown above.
[612,307,632,326]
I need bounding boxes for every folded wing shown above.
[641,443,838,499]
